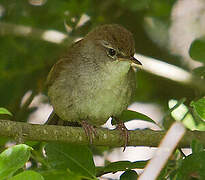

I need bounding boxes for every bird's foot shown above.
[81,120,97,144]
[116,122,129,152]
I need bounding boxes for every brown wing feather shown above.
[46,39,84,88]
[46,58,70,88]
[46,39,83,87]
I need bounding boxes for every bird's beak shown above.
[129,56,142,65]
[118,56,142,66]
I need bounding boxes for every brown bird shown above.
[47,24,141,150]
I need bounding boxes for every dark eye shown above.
[108,48,116,57]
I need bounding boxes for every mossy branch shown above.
[0,119,205,148]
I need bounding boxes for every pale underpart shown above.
[48,60,135,126]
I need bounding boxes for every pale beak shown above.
[130,56,142,65]
[118,56,142,66]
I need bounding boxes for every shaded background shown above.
[0,0,205,179]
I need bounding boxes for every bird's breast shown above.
[48,59,136,126]
[79,60,135,125]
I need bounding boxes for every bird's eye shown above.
[108,48,116,57]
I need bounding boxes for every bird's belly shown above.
[76,61,135,126]
[49,61,136,126]
[81,80,132,126]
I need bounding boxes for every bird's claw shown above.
[81,120,97,144]
[116,122,129,152]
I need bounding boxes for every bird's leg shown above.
[116,121,129,152]
[81,120,97,144]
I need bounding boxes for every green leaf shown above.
[191,97,205,121]
[176,151,205,179]
[41,170,82,180]
[96,160,147,176]
[120,170,138,180]
[0,144,32,179]
[0,107,12,116]
[112,110,156,125]
[189,38,205,62]
[192,66,205,79]
[191,140,204,154]
[167,98,187,116]
[45,143,96,179]
[9,170,44,180]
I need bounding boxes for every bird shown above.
[46,24,142,150]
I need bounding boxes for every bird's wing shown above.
[46,58,71,88]
[46,39,83,88]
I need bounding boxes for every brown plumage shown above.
[47,24,141,150]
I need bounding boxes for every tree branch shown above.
[0,119,204,148]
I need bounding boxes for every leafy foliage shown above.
[96,160,147,176]
[45,143,96,179]
[176,151,205,179]
[9,171,44,180]
[191,98,205,121]
[0,107,12,116]
[0,0,205,179]
[189,37,205,63]
[192,66,205,79]
[191,139,204,154]
[120,170,138,180]
[0,144,32,179]
[112,110,156,125]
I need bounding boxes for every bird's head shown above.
[85,24,142,66]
